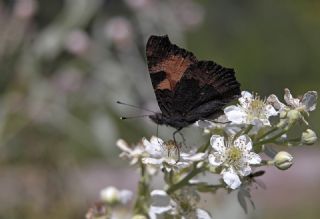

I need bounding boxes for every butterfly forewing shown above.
[146,35,197,116]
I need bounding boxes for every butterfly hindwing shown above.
[173,61,241,118]
[146,35,197,116]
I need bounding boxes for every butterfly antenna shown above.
[120,115,151,120]
[116,101,156,113]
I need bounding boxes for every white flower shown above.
[208,135,261,189]
[149,190,212,219]
[224,91,278,127]
[268,89,317,113]
[100,186,133,205]
[117,138,158,175]
[117,139,146,165]
[142,136,178,166]
[142,136,206,171]
[284,88,317,112]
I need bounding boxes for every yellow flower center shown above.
[246,95,266,120]
[227,147,242,163]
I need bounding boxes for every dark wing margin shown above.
[173,61,241,118]
[146,35,197,115]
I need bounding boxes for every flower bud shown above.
[302,129,317,145]
[287,109,301,126]
[279,110,287,119]
[100,186,120,205]
[273,151,293,170]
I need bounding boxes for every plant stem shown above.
[166,165,202,195]
[133,161,150,216]
[254,130,287,147]
[196,140,210,153]
[257,127,278,141]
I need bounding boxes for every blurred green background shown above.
[0,0,319,218]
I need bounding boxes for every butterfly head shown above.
[149,113,165,125]
[149,113,193,129]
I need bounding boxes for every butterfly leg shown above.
[173,128,183,161]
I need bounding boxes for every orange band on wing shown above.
[151,55,193,90]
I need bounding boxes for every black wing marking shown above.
[172,61,241,118]
[146,35,197,116]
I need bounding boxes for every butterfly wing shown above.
[146,35,197,116]
[173,61,241,120]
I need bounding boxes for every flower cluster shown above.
[88,89,318,218]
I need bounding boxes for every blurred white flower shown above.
[105,17,133,47]
[64,30,90,56]
[142,137,185,172]
[224,91,277,127]
[116,139,146,165]
[52,67,83,93]
[149,189,212,219]
[100,186,133,205]
[13,0,37,19]
[175,0,204,30]
[208,135,261,189]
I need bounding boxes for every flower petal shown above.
[222,170,241,189]
[119,190,133,204]
[182,152,207,162]
[143,137,162,157]
[149,205,172,214]
[301,91,317,112]
[151,190,167,197]
[196,208,212,219]
[224,124,243,135]
[208,153,223,166]
[267,94,286,111]
[210,135,226,152]
[265,104,278,117]
[257,118,271,126]
[150,136,164,146]
[116,139,132,153]
[238,165,251,176]
[234,135,252,151]
[284,88,300,108]
[246,152,261,164]
[239,91,253,108]
[224,106,247,124]
[142,157,163,165]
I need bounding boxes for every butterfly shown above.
[146,35,241,134]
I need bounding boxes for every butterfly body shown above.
[146,35,241,129]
